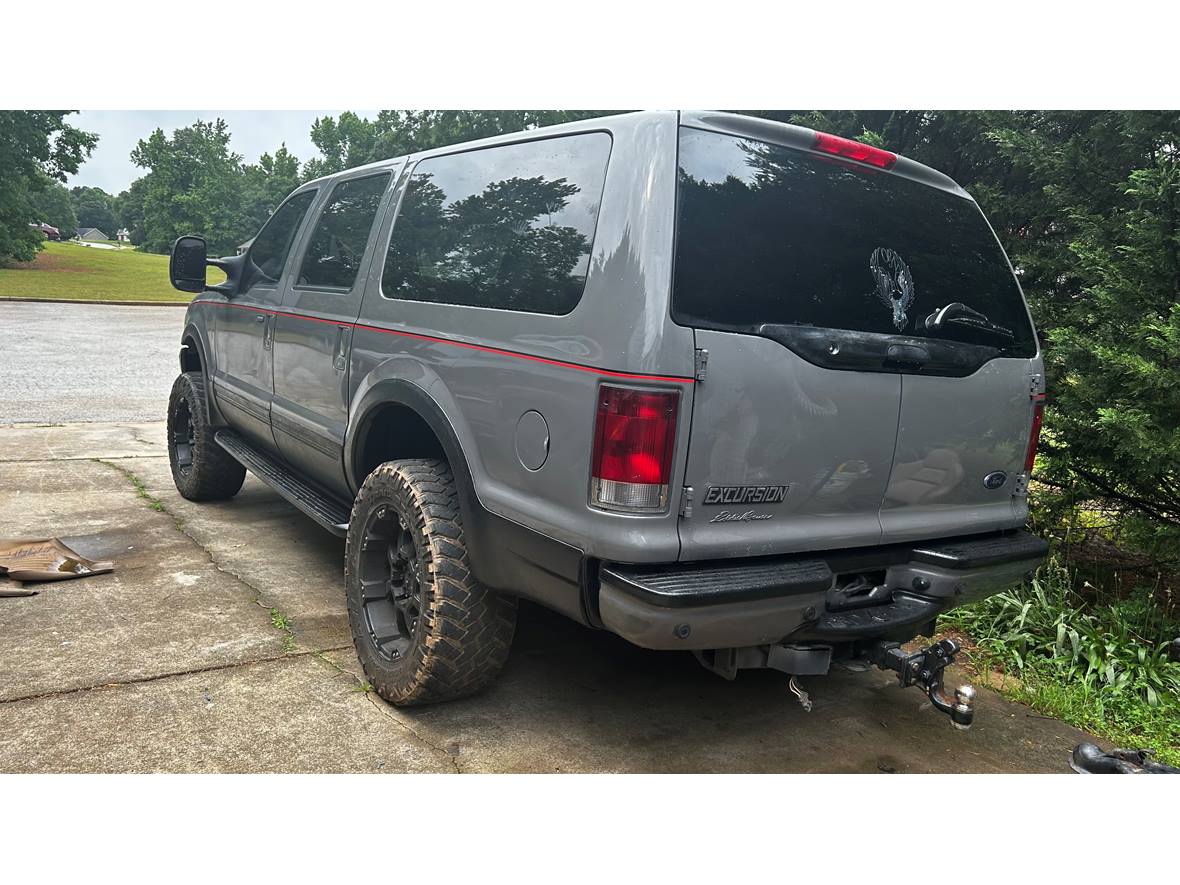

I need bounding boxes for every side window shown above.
[296,172,391,290]
[241,190,316,296]
[382,133,611,315]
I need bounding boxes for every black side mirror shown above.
[170,235,208,293]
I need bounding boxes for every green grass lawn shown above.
[0,241,225,303]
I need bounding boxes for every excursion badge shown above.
[703,485,789,506]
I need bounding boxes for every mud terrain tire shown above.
[167,371,246,501]
[345,459,516,706]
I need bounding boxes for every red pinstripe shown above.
[199,300,695,385]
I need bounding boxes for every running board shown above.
[214,430,351,536]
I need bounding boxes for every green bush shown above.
[945,558,1180,706]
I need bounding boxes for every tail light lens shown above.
[1024,395,1046,473]
[813,131,897,169]
[590,385,679,513]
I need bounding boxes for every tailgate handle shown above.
[883,343,929,369]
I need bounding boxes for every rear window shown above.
[382,132,611,315]
[673,127,1035,354]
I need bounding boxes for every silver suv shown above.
[166,111,1048,722]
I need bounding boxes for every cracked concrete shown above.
[0,421,1100,772]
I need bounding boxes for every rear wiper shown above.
[924,302,1015,344]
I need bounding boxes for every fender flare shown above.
[345,379,489,574]
[344,378,476,502]
[179,321,208,373]
[178,320,225,425]
[343,378,586,619]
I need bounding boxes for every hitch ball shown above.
[951,684,976,730]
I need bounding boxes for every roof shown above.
[291,111,967,200]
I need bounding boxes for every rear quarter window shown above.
[673,127,1036,355]
[381,132,611,315]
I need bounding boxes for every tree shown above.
[303,111,380,178]
[0,111,97,263]
[984,113,1180,527]
[71,185,118,236]
[303,110,619,177]
[28,176,78,238]
[130,119,251,254]
[241,144,304,236]
[114,176,149,246]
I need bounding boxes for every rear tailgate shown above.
[680,327,901,560]
[672,121,1040,561]
[881,364,1039,544]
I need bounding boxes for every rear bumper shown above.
[597,530,1048,651]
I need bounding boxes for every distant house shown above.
[236,237,254,255]
[116,228,131,243]
[29,222,61,241]
[76,227,109,241]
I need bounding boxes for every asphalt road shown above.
[0,302,184,424]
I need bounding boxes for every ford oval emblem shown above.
[983,471,1008,490]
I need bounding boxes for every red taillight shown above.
[813,131,897,169]
[590,385,679,512]
[1024,395,1046,473]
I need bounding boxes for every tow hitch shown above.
[866,638,976,729]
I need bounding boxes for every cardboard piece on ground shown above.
[0,538,115,584]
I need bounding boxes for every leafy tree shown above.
[241,144,304,236]
[985,113,1180,527]
[304,111,380,178]
[71,185,118,236]
[28,177,78,239]
[130,119,251,254]
[0,111,96,263]
[114,176,149,246]
[304,110,619,176]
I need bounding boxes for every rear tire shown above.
[167,371,246,501]
[345,458,516,706]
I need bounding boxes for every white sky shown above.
[65,110,379,194]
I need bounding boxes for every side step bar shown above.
[215,430,351,536]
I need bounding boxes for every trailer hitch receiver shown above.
[867,638,976,729]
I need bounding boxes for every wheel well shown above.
[354,403,449,484]
[180,335,202,373]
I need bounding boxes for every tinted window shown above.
[297,173,390,289]
[382,133,611,315]
[242,190,316,295]
[674,128,1035,354]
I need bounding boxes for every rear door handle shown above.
[254,314,266,323]
[333,326,350,371]
[883,343,929,370]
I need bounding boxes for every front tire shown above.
[167,371,246,501]
[345,459,516,706]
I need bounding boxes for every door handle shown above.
[254,314,266,323]
[883,343,929,370]
[333,326,350,371]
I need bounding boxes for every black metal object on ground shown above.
[1069,743,1180,774]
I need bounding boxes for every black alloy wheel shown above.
[358,505,424,662]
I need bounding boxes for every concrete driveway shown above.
[0,421,1098,772]
[0,303,1096,772]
